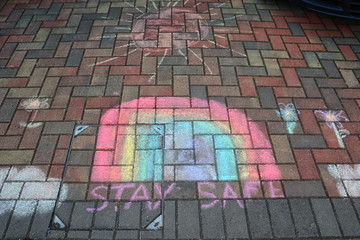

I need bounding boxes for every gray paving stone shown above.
[69,150,94,165]
[78,20,93,34]
[140,230,163,239]
[219,57,248,66]
[54,202,73,228]
[165,182,197,199]
[311,198,342,237]
[321,88,342,109]
[164,201,176,239]
[66,49,84,67]
[43,121,75,134]
[353,198,360,218]
[101,34,116,48]
[200,201,225,239]
[203,48,231,56]
[178,200,200,239]
[70,202,95,229]
[44,35,62,49]
[91,230,114,239]
[73,86,105,97]
[118,202,141,229]
[316,78,347,88]
[288,135,327,148]
[105,76,123,96]
[162,56,187,65]
[289,199,319,238]
[300,78,321,97]
[224,200,248,238]
[321,60,341,78]
[258,87,277,108]
[288,22,305,36]
[244,3,258,14]
[283,181,326,197]
[26,49,55,58]
[321,38,339,52]
[268,199,296,238]
[220,66,238,85]
[0,200,15,238]
[0,99,19,122]
[29,200,55,238]
[246,199,273,239]
[297,68,327,78]
[5,200,37,239]
[174,66,204,75]
[115,230,139,239]
[94,202,117,229]
[141,201,161,229]
[317,52,344,60]
[258,9,272,21]
[244,42,272,50]
[332,198,360,237]
[47,230,66,239]
[236,66,267,76]
[303,52,321,68]
[190,86,207,103]
[68,230,90,238]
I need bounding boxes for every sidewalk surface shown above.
[0,0,360,239]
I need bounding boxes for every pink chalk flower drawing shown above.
[314,110,350,148]
[19,96,49,128]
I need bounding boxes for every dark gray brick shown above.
[174,66,204,75]
[69,150,94,165]
[91,230,114,239]
[47,3,62,14]
[258,87,277,108]
[66,49,84,67]
[33,15,57,21]
[283,181,326,197]
[47,230,66,239]
[67,14,82,27]
[29,200,56,238]
[105,76,123,96]
[140,230,163,239]
[68,230,90,238]
[0,99,19,122]
[244,42,272,50]
[108,8,122,19]
[55,202,73,228]
[219,57,248,66]
[24,9,47,15]
[236,66,267,76]
[288,22,305,36]
[353,198,360,218]
[78,20,93,34]
[224,200,248,238]
[321,88,342,109]
[321,37,339,52]
[115,230,138,239]
[83,13,108,20]
[191,86,207,102]
[43,122,75,134]
[224,14,237,26]
[332,198,360,237]
[26,50,55,58]
[118,202,140,229]
[100,34,116,48]
[321,60,341,78]
[0,201,15,238]
[70,202,95,229]
[244,3,258,14]
[303,52,321,68]
[297,68,327,78]
[94,202,117,229]
[6,200,37,239]
[246,200,273,239]
[334,38,359,45]
[203,49,231,57]
[220,66,238,85]
[200,201,225,239]
[300,78,321,97]
[316,78,347,88]
[15,15,32,28]
[268,199,296,238]
[62,34,89,42]
[288,135,327,148]
[164,201,176,239]
[162,57,188,66]
[289,199,319,238]
[157,66,172,85]
[311,198,341,237]
[166,182,197,199]
[258,9,272,21]
[44,35,62,49]
[141,202,161,228]
[178,200,200,239]
[0,68,17,78]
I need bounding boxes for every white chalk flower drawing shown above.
[276,103,299,134]
[315,110,350,148]
[19,96,49,128]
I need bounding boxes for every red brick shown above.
[266,28,292,36]
[282,68,301,86]
[228,34,255,41]
[57,8,71,21]
[7,35,34,42]
[213,27,239,34]
[294,98,326,109]
[298,43,326,51]
[0,77,28,87]
[317,30,342,37]
[208,86,240,96]
[285,43,302,58]
[86,97,119,108]
[0,123,8,135]
[32,109,65,121]
[273,87,305,97]
[64,166,90,182]
[204,57,219,75]
[254,77,285,86]
[249,121,271,148]
[110,66,140,75]
[279,59,307,68]
[188,48,202,65]
[341,122,360,134]
[6,51,26,68]
[65,98,86,121]
[294,149,320,180]
[33,135,58,164]
[52,149,68,164]
[319,122,341,148]
[269,36,285,50]
[0,136,20,149]
[214,34,229,48]
[254,28,268,42]
[37,58,66,67]
[338,25,355,37]
[336,89,360,99]
[271,10,294,17]
[41,20,67,27]
[342,100,360,121]
[283,36,308,44]
[301,23,325,30]
[124,75,155,85]
[237,21,252,34]
[344,136,360,163]
[7,110,30,135]
[190,76,221,85]
[273,16,288,28]
[140,86,172,97]
[338,45,358,61]
[19,125,42,149]
[48,165,64,179]
[299,110,321,134]
[251,21,275,28]
[305,11,322,23]
[304,30,321,43]
[313,149,351,163]
[239,76,257,96]
[285,17,309,23]
[57,135,72,149]
[188,40,215,48]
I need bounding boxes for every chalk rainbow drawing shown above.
[91,97,281,183]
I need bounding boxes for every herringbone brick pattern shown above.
[0,0,360,239]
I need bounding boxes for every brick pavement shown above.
[0,0,360,239]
